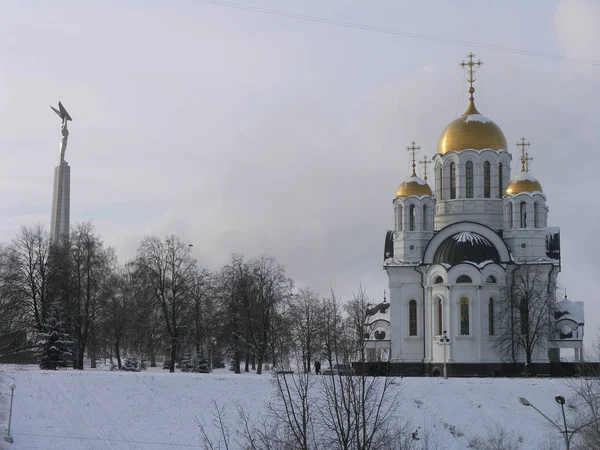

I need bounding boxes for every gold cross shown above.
[524,152,533,172]
[460,52,482,101]
[407,141,420,176]
[516,137,530,172]
[420,156,431,181]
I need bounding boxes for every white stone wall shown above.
[503,192,549,261]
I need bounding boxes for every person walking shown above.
[314,360,321,375]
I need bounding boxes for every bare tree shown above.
[248,256,289,375]
[67,222,114,370]
[288,286,322,373]
[137,235,196,372]
[493,264,557,376]
[2,225,57,333]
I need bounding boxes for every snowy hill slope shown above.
[0,367,576,449]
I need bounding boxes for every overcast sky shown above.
[1,0,598,349]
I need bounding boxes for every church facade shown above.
[368,54,584,377]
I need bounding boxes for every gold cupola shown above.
[438,53,507,154]
[396,142,433,198]
[505,138,543,195]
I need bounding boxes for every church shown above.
[366,54,585,377]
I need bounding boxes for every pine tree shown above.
[35,315,72,370]
[122,357,141,372]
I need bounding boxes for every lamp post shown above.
[437,330,451,378]
[4,382,16,443]
[517,395,595,450]
[210,336,217,370]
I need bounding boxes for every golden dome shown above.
[505,172,543,195]
[396,173,433,198]
[438,101,508,154]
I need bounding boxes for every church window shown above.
[456,275,472,284]
[486,275,497,284]
[520,202,527,228]
[434,276,444,284]
[534,202,540,228]
[520,296,529,335]
[498,163,503,198]
[437,166,443,199]
[396,205,403,232]
[460,297,470,335]
[423,205,428,231]
[507,202,513,229]
[436,298,443,335]
[466,161,474,198]
[408,300,417,336]
[450,163,456,199]
[484,161,491,198]
[488,298,494,335]
[409,205,416,231]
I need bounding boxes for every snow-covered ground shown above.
[0,365,578,449]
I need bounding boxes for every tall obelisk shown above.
[49,102,72,247]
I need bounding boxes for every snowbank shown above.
[0,366,578,449]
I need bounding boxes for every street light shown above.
[517,395,595,450]
[437,330,450,379]
[4,382,16,443]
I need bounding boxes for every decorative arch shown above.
[486,275,497,284]
[422,221,511,265]
[434,276,444,284]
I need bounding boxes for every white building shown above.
[377,55,583,377]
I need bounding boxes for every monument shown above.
[49,102,72,247]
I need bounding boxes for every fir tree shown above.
[122,357,141,372]
[35,315,72,370]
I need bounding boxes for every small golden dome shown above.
[396,173,433,198]
[438,101,508,154]
[505,172,543,195]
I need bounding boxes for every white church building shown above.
[367,54,584,377]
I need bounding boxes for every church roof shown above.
[433,232,500,266]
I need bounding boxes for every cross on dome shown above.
[407,141,420,176]
[460,52,483,102]
[516,137,531,172]
[420,156,431,181]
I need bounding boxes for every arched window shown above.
[409,205,416,231]
[534,202,540,228]
[437,165,443,199]
[520,201,527,228]
[507,202,513,229]
[450,163,456,199]
[498,163,503,198]
[396,205,403,232]
[423,205,428,231]
[520,297,529,335]
[434,276,444,284]
[484,161,491,198]
[460,297,470,335]
[436,298,443,335]
[456,275,472,284]
[466,161,474,198]
[486,275,497,284]
[408,300,417,336]
[488,298,494,336]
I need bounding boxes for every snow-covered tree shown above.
[35,314,72,370]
